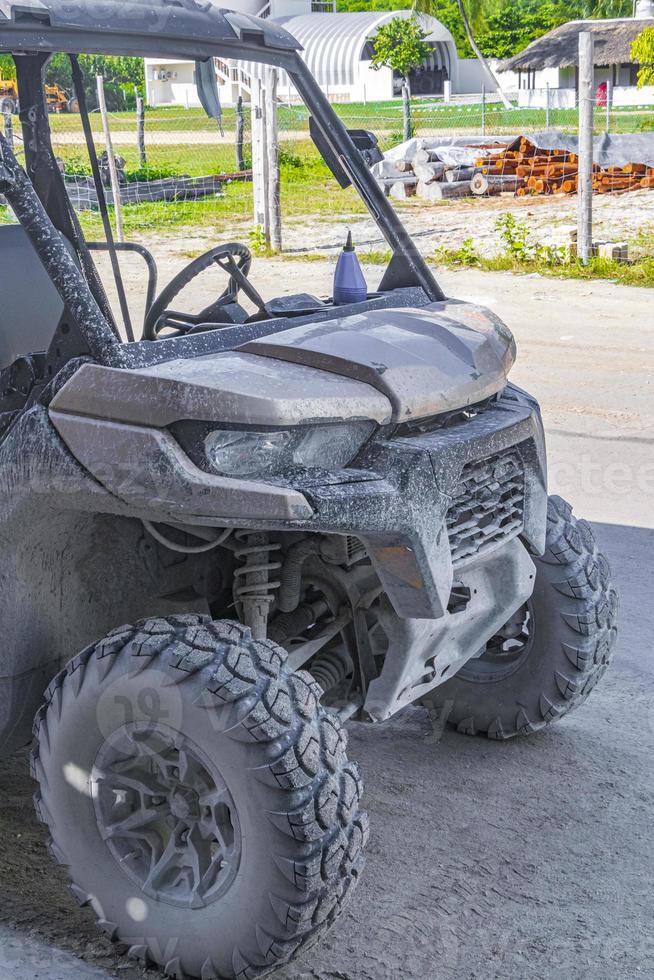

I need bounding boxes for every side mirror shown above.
[310,117,382,188]
[348,129,384,169]
[195,59,222,122]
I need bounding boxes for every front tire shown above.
[425,496,619,739]
[32,615,368,978]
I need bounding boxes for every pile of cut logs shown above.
[380,136,654,201]
[384,143,501,201]
[477,138,654,197]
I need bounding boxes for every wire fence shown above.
[2,88,654,249]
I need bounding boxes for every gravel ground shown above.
[282,188,654,259]
[0,260,652,979]
[136,186,654,262]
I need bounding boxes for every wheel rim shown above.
[92,723,241,909]
[457,601,535,683]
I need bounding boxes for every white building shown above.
[499,1,654,108]
[145,0,491,108]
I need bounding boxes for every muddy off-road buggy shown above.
[0,2,618,977]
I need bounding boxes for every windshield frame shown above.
[0,33,444,366]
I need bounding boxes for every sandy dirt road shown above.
[0,261,652,979]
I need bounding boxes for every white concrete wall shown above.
[456,59,494,94]
[512,75,654,109]
[517,87,575,108]
[613,84,654,106]
[146,62,202,108]
[559,66,576,89]
[496,66,521,93]
[210,0,315,13]
[269,0,313,16]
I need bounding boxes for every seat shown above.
[0,225,65,371]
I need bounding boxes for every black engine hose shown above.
[277,539,320,613]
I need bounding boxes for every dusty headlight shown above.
[204,422,374,478]
[204,430,293,478]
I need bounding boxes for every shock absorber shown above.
[233,531,281,640]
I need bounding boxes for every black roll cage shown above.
[0,28,444,372]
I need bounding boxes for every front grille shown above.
[395,396,496,438]
[446,447,526,564]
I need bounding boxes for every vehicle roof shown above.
[0,0,301,61]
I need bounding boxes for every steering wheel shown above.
[143,243,263,340]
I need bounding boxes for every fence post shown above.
[3,109,13,151]
[481,85,486,137]
[235,95,245,172]
[546,82,551,130]
[136,94,147,168]
[96,75,124,244]
[606,77,612,134]
[265,68,282,252]
[577,32,594,266]
[402,82,412,142]
[252,77,270,247]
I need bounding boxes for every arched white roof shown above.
[274,11,458,88]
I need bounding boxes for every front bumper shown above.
[51,383,547,624]
[293,383,548,621]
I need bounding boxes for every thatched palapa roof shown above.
[500,18,654,72]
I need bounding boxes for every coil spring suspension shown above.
[233,531,281,640]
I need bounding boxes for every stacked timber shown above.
[475,137,654,198]
[378,136,654,201]
[378,144,506,201]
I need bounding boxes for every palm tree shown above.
[413,0,512,108]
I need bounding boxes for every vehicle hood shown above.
[238,301,516,423]
[50,302,516,429]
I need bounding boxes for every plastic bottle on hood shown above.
[333,230,368,306]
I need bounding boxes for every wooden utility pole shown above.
[136,94,147,168]
[235,95,245,172]
[252,77,270,246]
[265,68,282,252]
[96,74,124,243]
[402,82,411,142]
[577,32,594,265]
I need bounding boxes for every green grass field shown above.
[0,137,365,236]
[39,96,654,139]
[1,94,652,238]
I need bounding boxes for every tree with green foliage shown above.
[476,1,570,59]
[45,54,145,110]
[0,52,144,110]
[370,14,432,89]
[337,0,476,57]
[632,27,654,88]
[337,1,639,61]
[371,16,432,136]
[414,0,511,106]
